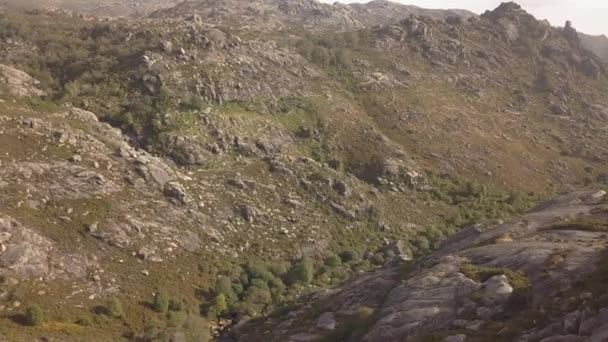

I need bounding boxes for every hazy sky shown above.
[320,0,608,36]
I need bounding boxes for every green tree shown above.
[25,304,44,326]
[209,293,228,318]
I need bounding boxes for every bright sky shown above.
[320,0,608,36]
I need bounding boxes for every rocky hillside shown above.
[580,33,608,62]
[0,0,181,17]
[237,190,608,341]
[0,0,607,341]
[150,0,474,30]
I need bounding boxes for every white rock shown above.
[444,334,467,342]
[482,275,513,306]
[316,312,336,331]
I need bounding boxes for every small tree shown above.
[153,291,170,313]
[207,293,228,319]
[25,304,44,326]
[108,296,124,318]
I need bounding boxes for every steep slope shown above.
[238,190,608,341]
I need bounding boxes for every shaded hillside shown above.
[580,33,608,62]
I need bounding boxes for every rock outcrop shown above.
[0,64,44,97]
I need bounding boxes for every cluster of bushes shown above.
[0,12,179,144]
[20,296,122,328]
[425,173,540,228]
[205,249,395,319]
[140,292,211,341]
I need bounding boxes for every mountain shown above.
[0,0,607,341]
[580,33,608,62]
[0,0,181,17]
[150,0,475,30]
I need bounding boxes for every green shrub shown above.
[169,298,185,312]
[413,236,430,253]
[384,249,396,259]
[108,296,124,318]
[75,315,93,326]
[267,261,291,277]
[370,253,385,265]
[245,262,275,283]
[179,95,204,111]
[288,258,315,285]
[143,319,163,341]
[268,277,286,291]
[329,268,350,284]
[244,287,272,305]
[250,278,269,290]
[352,259,372,271]
[231,283,244,296]
[232,301,259,317]
[153,291,170,313]
[167,310,188,328]
[239,273,250,286]
[215,277,233,294]
[324,254,342,268]
[25,304,44,326]
[339,249,360,263]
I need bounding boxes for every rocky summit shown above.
[0,0,607,341]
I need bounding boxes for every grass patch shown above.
[461,263,531,311]
[545,218,608,232]
[573,249,608,298]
